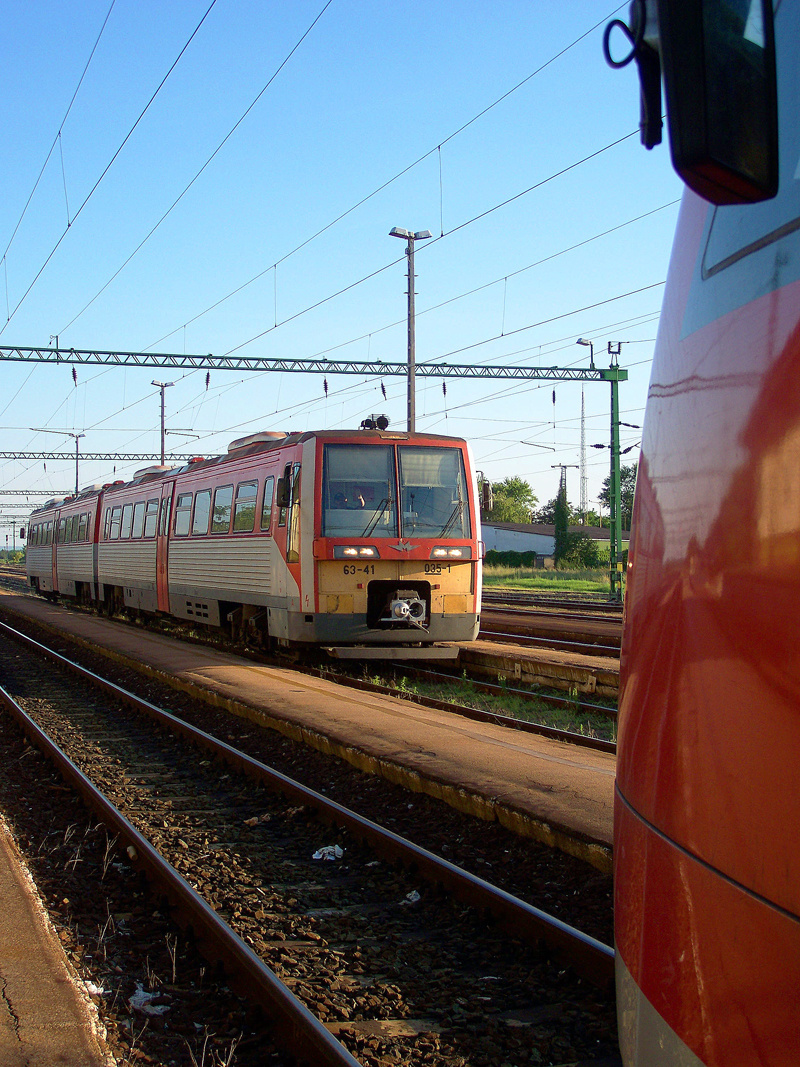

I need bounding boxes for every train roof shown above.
[26,427,470,513]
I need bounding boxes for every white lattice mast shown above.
[580,387,587,522]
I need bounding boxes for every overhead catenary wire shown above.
[141,4,629,354]
[0,0,116,264]
[2,5,657,506]
[57,0,335,338]
[0,0,220,336]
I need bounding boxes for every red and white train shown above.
[611,0,799,1064]
[25,426,481,657]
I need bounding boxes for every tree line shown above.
[484,462,637,567]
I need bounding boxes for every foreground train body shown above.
[26,427,481,655]
[615,0,800,1064]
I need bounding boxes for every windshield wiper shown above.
[439,497,464,538]
[361,496,393,537]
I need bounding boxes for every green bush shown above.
[484,550,541,568]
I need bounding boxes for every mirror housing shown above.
[659,0,778,204]
[606,0,779,205]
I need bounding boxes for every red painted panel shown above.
[615,796,800,1067]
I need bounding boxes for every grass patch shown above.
[370,669,616,743]
[483,565,610,593]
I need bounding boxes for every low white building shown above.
[482,522,629,558]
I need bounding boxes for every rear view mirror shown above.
[606,0,779,205]
[660,0,778,204]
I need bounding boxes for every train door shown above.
[91,502,103,602]
[275,461,302,594]
[156,484,173,612]
[51,510,61,592]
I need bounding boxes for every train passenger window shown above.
[109,507,123,540]
[260,475,275,532]
[46,521,53,544]
[121,504,134,539]
[233,481,257,532]
[211,485,233,533]
[192,491,211,535]
[57,518,67,544]
[78,513,88,542]
[131,501,145,539]
[174,494,192,536]
[144,499,159,538]
[68,516,77,542]
[63,517,73,542]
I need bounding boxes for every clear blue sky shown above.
[0,1,683,533]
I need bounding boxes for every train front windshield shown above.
[322,443,471,539]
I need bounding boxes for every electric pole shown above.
[389,227,432,433]
[152,381,175,466]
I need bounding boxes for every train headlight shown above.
[333,546,380,559]
[430,546,471,559]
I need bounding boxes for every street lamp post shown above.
[576,337,595,368]
[389,226,432,433]
[152,381,175,465]
[31,428,85,495]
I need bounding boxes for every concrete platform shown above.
[0,816,111,1067]
[0,590,615,874]
[461,638,619,697]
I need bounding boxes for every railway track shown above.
[482,590,624,616]
[0,619,618,1066]
[479,628,620,659]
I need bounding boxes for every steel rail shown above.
[0,619,615,988]
[484,604,624,629]
[0,680,363,1067]
[479,628,621,658]
[482,591,624,614]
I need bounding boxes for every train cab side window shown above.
[109,507,123,540]
[233,481,257,532]
[278,464,292,527]
[287,464,301,562]
[260,475,275,533]
[174,494,192,536]
[192,490,211,536]
[78,513,88,542]
[144,499,159,538]
[121,504,134,540]
[211,485,233,533]
[131,501,146,539]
